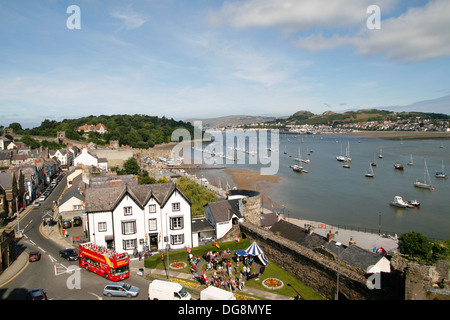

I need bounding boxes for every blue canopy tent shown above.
[235,241,268,266]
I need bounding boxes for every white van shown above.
[148,279,191,300]
[200,286,236,300]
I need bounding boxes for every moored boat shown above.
[390,196,409,208]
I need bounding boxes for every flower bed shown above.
[169,261,187,270]
[262,278,284,290]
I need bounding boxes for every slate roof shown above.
[206,199,242,223]
[59,186,85,206]
[85,182,187,213]
[339,245,386,271]
[270,219,388,272]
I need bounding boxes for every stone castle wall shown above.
[240,221,405,300]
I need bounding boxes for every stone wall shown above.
[240,221,404,300]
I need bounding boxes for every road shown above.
[0,174,149,300]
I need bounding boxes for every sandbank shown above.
[223,168,281,207]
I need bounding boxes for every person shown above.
[242,266,247,278]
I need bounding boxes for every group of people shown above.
[188,248,260,292]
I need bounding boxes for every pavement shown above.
[285,217,399,253]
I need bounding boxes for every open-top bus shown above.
[78,242,129,281]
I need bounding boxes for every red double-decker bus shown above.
[78,242,130,281]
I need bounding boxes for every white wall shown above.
[87,211,114,248]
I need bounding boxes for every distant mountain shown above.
[379,94,450,115]
[184,115,282,128]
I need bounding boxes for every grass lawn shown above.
[144,238,324,300]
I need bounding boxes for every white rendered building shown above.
[85,182,192,254]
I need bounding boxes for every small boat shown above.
[435,160,447,179]
[390,196,409,208]
[394,163,404,170]
[414,159,433,190]
[378,146,383,159]
[406,199,421,208]
[343,163,351,168]
[407,154,414,166]
[291,165,308,173]
[365,163,374,177]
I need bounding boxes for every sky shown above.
[1,0,450,128]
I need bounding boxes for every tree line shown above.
[6,114,195,149]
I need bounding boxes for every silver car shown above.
[103,282,140,298]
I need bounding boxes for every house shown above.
[204,199,243,239]
[6,141,27,150]
[0,137,11,150]
[51,149,73,170]
[0,151,11,168]
[85,182,192,254]
[58,185,85,214]
[74,148,99,168]
[0,172,16,221]
[77,123,108,134]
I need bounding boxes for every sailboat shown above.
[336,143,346,162]
[435,160,447,179]
[370,153,377,167]
[342,142,351,168]
[365,163,374,177]
[414,159,433,190]
[407,154,414,166]
[378,146,383,159]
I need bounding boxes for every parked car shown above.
[103,282,140,298]
[27,288,47,300]
[33,201,41,207]
[73,216,82,227]
[62,220,71,229]
[39,195,46,201]
[59,248,78,261]
[29,251,41,262]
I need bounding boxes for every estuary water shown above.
[195,132,450,240]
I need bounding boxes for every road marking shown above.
[88,292,103,300]
[37,246,46,253]
[48,255,57,263]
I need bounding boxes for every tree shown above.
[123,157,139,175]
[398,232,432,261]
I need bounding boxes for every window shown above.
[171,234,184,245]
[122,221,136,235]
[172,202,180,211]
[98,222,107,232]
[123,239,137,250]
[73,204,82,210]
[170,217,183,230]
[124,206,132,215]
[148,204,156,213]
[148,218,157,231]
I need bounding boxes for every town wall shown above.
[240,221,404,300]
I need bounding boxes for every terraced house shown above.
[85,182,192,255]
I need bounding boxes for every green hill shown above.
[7,114,195,149]
[275,109,450,126]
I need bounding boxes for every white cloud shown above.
[109,4,148,32]
[211,0,450,62]
[209,0,395,31]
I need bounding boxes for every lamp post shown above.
[335,242,341,300]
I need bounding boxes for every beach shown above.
[224,168,282,207]
[336,130,450,140]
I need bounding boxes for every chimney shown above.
[327,230,335,243]
[349,237,357,246]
